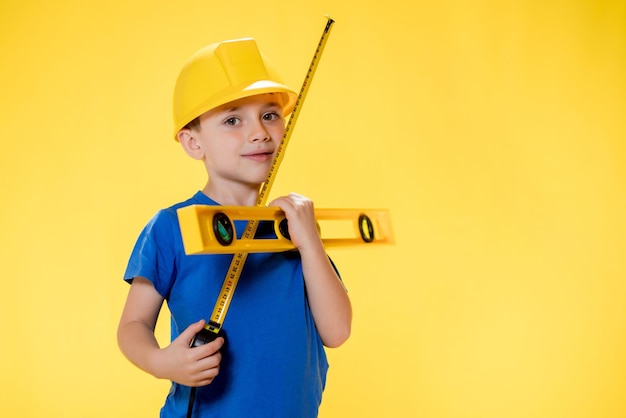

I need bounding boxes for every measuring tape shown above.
[178,206,394,254]
[188,16,335,345]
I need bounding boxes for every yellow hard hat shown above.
[172,38,298,139]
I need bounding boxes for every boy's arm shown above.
[117,277,224,386]
[270,194,352,348]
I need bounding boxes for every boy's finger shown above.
[177,319,206,344]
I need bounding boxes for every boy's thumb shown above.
[179,319,206,344]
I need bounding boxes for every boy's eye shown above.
[224,117,240,126]
[262,112,281,121]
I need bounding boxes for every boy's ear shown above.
[177,129,204,160]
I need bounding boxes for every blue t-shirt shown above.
[124,191,330,417]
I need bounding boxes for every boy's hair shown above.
[183,117,200,131]
[173,38,297,140]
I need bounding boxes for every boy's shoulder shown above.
[148,191,218,228]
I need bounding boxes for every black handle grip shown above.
[190,326,223,348]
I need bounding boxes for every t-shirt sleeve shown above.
[123,209,178,299]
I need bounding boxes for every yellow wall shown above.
[1,1,625,417]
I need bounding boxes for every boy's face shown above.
[181,93,286,190]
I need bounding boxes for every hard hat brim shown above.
[173,82,297,139]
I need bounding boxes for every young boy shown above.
[117,38,352,417]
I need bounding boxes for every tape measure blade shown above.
[255,16,335,207]
[195,17,342,331]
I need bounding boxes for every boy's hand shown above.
[269,193,321,252]
[154,319,224,387]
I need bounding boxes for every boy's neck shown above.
[202,181,260,206]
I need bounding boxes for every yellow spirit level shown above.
[178,205,394,254]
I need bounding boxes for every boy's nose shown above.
[249,120,270,142]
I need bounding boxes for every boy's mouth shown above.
[242,151,274,162]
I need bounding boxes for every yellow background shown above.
[1,1,625,417]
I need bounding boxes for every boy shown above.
[117,38,352,417]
